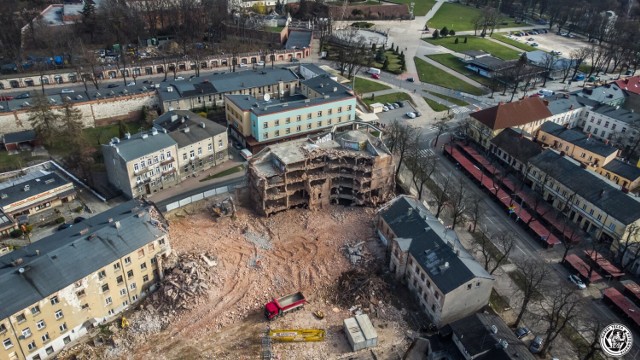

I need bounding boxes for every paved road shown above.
[153,175,245,211]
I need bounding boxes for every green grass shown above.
[363,92,413,106]
[50,121,146,157]
[354,77,391,93]
[0,152,50,173]
[424,97,449,111]
[200,165,245,182]
[425,90,469,106]
[490,289,512,312]
[427,3,518,32]
[424,36,521,60]
[427,53,494,87]
[371,50,404,74]
[264,26,285,33]
[491,33,537,52]
[561,323,604,360]
[389,0,436,16]
[414,57,485,95]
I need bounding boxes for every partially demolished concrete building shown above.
[248,130,395,216]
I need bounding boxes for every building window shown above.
[597,119,601,125]
[141,262,147,270]
[137,249,144,258]
[338,107,343,112]
[582,204,587,210]
[431,304,436,312]
[286,128,291,135]
[317,121,322,127]
[263,122,268,129]
[166,151,171,159]
[124,257,131,265]
[130,283,137,290]
[0,324,5,334]
[286,117,291,124]
[16,314,26,323]
[102,284,109,292]
[76,290,86,298]
[31,306,40,315]
[218,139,223,148]
[435,292,440,300]
[347,105,352,111]
[275,120,280,126]
[120,288,127,296]
[296,115,301,122]
[317,111,322,117]
[36,320,45,330]
[59,323,67,332]
[123,301,129,307]
[22,328,31,338]
[98,270,106,280]
[132,295,139,301]
[127,270,134,278]
[108,309,115,316]
[328,119,332,125]
[328,109,332,115]
[3,339,13,349]
[589,209,594,216]
[27,341,36,351]
[307,113,312,119]
[114,263,121,271]
[296,125,301,131]
[134,164,139,172]
[264,132,269,139]
[143,274,150,282]
[337,117,342,123]
[587,125,592,132]
[610,223,616,231]
[150,258,157,265]
[208,143,213,152]
[41,333,50,342]
[55,310,63,319]
[275,130,280,137]
[117,275,124,284]
[612,124,617,130]
[105,297,113,306]
[50,296,59,305]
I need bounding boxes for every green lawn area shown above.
[427,3,518,32]
[425,90,469,106]
[363,92,413,106]
[424,97,449,112]
[491,33,537,52]
[354,76,391,93]
[200,165,245,182]
[264,26,285,33]
[424,36,521,60]
[389,0,436,16]
[50,120,147,157]
[371,50,404,74]
[427,53,494,87]
[0,152,50,173]
[414,57,485,95]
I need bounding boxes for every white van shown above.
[368,67,381,75]
[240,149,253,161]
[538,89,555,97]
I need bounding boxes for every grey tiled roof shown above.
[545,93,595,115]
[529,150,640,225]
[0,200,168,320]
[105,131,177,162]
[592,104,640,125]
[490,128,543,164]
[154,110,227,148]
[573,84,626,105]
[285,31,312,49]
[603,159,640,182]
[379,196,492,294]
[538,121,618,157]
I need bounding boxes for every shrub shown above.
[55,217,65,224]
[10,229,23,238]
[441,26,449,37]
[449,29,456,36]
[432,29,440,39]
[74,206,84,213]
[455,37,459,44]
[352,21,374,28]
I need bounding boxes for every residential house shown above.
[535,121,618,168]
[2,130,38,152]
[597,159,640,191]
[489,128,543,175]
[573,84,626,107]
[526,150,640,245]
[469,97,553,148]
[0,199,171,360]
[580,104,640,146]
[449,313,536,360]
[0,172,75,219]
[158,67,300,113]
[544,93,595,128]
[225,74,356,151]
[153,110,228,180]
[102,130,179,199]
[376,196,494,326]
[614,76,640,111]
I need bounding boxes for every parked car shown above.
[530,336,544,353]
[530,43,539,47]
[107,83,119,88]
[256,61,265,66]
[233,142,242,150]
[551,50,562,55]
[371,73,380,79]
[73,217,86,224]
[568,274,587,289]
[527,37,535,41]
[574,74,586,81]
[0,95,14,101]
[239,63,248,68]
[414,111,422,117]
[515,327,531,339]
[127,81,136,86]
[57,223,73,231]
[382,106,389,112]
[60,89,75,94]
[395,102,404,108]
[406,77,415,82]
[175,76,185,80]
[405,112,416,119]
[15,93,30,99]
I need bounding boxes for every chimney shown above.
[569,104,574,110]
[587,133,592,139]
[114,221,121,229]
[181,117,186,123]
[11,258,24,267]
[560,151,566,156]
[23,185,30,192]
[605,139,609,145]
[200,122,205,128]
[171,114,179,122]
[543,99,549,106]
[124,132,131,140]
[108,217,113,223]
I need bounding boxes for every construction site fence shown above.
[164,182,245,212]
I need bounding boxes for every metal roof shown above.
[0,200,168,320]
[592,104,640,125]
[2,130,36,144]
[0,172,73,210]
[153,110,227,148]
[105,130,177,162]
[603,159,640,182]
[285,31,312,49]
[538,121,618,157]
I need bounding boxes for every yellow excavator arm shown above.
[268,329,326,342]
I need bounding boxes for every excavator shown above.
[211,197,236,220]
[268,329,326,342]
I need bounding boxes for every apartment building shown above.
[597,159,640,191]
[158,67,299,112]
[536,121,618,168]
[153,110,228,180]
[0,172,75,218]
[573,83,626,107]
[580,105,640,145]
[614,76,640,111]
[375,196,493,326]
[544,93,594,127]
[526,150,640,245]
[102,130,179,199]
[225,74,356,151]
[0,199,171,360]
[248,129,395,216]
[489,128,543,175]
[469,97,552,148]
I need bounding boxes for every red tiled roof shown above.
[470,97,552,130]
[614,76,640,96]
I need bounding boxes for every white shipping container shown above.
[343,317,366,351]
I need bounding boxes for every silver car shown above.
[568,274,586,289]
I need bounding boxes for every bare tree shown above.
[432,173,451,218]
[514,259,550,327]
[538,286,582,355]
[447,178,469,228]
[575,318,605,360]
[467,194,484,232]
[569,47,590,81]
[384,120,415,179]
[405,147,437,201]
[615,223,640,270]
[539,52,558,86]
[433,117,449,148]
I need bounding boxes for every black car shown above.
[57,223,73,231]
[73,216,86,224]
[515,327,530,339]
[107,84,119,88]
[15,93,30,99]
[406,77,415,82]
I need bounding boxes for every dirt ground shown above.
[67,194,416,360]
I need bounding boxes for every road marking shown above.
[514,244,526,255]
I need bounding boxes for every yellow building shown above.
[469,97,552,148]
[0,199,171,360]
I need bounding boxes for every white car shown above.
[175,76,185,80]
[239,63,248,68]
[568,274,586,289]
[405,112,416,119]
[382,106,389,112]
[256,61,265,66]
[60,89,75,94]
[127,81,136,86]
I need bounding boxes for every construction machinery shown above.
[268,329,326,342]
[211,197,236,219]
[121,316,129,329]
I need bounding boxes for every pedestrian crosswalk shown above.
[419,148,435,158]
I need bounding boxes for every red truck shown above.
[264,292,306,320]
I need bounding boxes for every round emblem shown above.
[600,323,633,357]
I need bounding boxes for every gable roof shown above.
[603,159,640,182]
[104,131,177,162]
[379,196,492,294]
[490,128,543,163]
[0,200,168,320]
[471,97,552,130]
[2,130,36,144]
[614,76,640,96]
[538,121,618,157]
[529,150,640,225]
[153,110,227,148]
[572,84,626,105]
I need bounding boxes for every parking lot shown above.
[374,100,421,125]
[506,31,591,57]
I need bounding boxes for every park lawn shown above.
[354,77,391,93]
[389,0,436,16]
[264,26,285,33]
[415,57,485,95]
[427,53,494,87]
[424,36,521,60]
[425,90,469,106]
[491,33,537,52]
[371,50,404,74]
[424,97,449,111]
[200,165,245,182]
[363,92,413,106]
[427,3,518,32]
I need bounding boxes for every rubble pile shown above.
[331,269,390,310]
[244,227,272,250]
[344,241,366,264]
